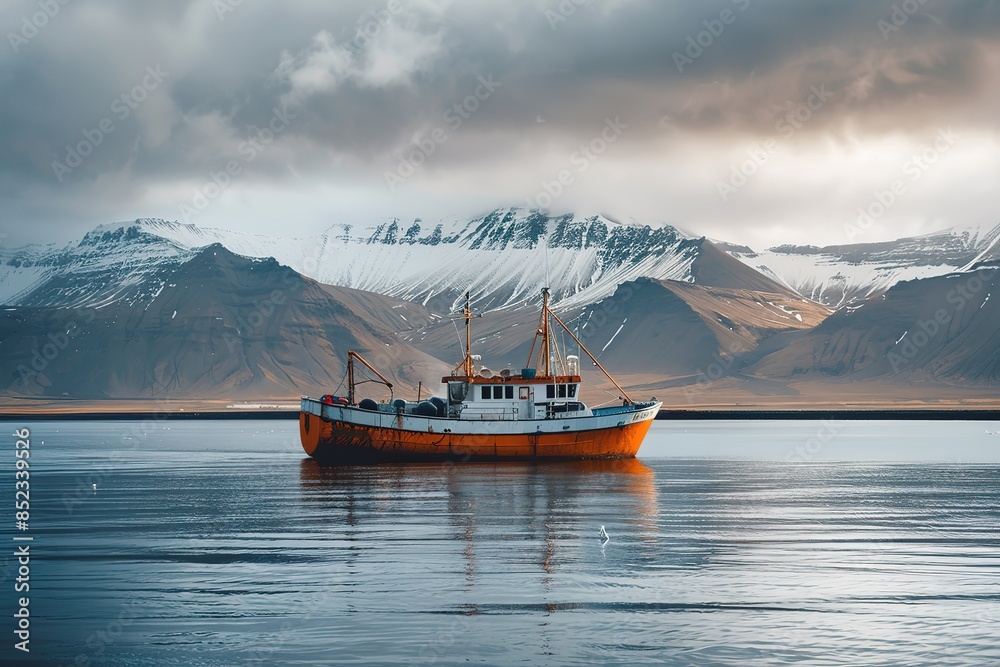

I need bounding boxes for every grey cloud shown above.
[0,0,997,249]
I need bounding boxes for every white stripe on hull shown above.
[301,398,661,436]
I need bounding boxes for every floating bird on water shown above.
[599,525,609,543]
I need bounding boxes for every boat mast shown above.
[448,291,481,377]
[525,287,556,376]
[541,287,551,377]
[464,291,472,377]
[347,349,394,404]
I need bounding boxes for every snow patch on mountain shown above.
[727,222,1000,307]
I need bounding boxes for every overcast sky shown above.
[1,0,998,250]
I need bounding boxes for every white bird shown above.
[92,484,97,490]
[599,525,609,543]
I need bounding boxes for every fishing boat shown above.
[300,288,662,463]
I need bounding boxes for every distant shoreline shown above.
[658,409,1000,421]
[0,410,299,421]
[0,408,998,421]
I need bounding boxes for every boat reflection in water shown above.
[297,457,659,615]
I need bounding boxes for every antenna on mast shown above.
[464,291,472,377]
[541,287,551,377]
[448,291,481,377]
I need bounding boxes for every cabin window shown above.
[546,385,555,399]
[568,384,577,398]
[551,402,584,414]
[557,384,567,398]
[481,386,490,400]
[519,387,529,400]
[505,386,514,399]
[493,386,504,399]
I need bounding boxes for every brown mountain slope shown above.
[319,284,443,334]
[565,278,829,377]
[0,245,447,400]
[395,277,829,380]
[689,239,800,295]
[748,263,1000,384]
[390,240,827,375]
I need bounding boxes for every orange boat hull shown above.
[300,412,654,463]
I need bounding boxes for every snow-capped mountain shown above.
[0,244,448,399]
[4,211,999,401]
[725,223,1000,307]
[748,261,1000,384]
[0,209,709,311]
[5,211,996,314]
[0,224,199,309]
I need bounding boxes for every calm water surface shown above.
[3,420,999,666]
